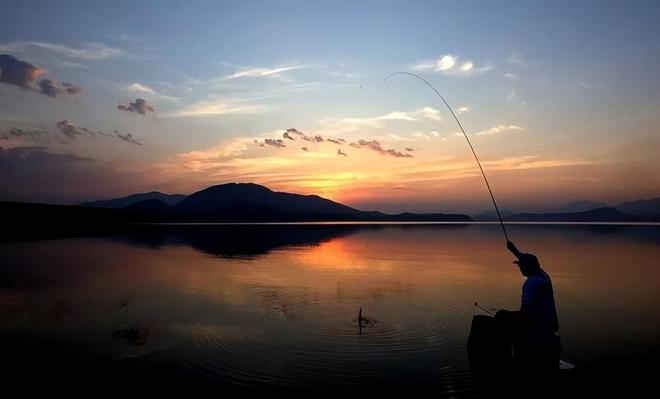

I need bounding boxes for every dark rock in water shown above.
[112,327,150,345]
[468,315,516,397]
[468,314,562,398]
[468,315,512,370]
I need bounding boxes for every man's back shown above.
[521,269,559,343]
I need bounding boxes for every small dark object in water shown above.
[118,298,131,310]
[358,308,363,334]
[358,308,376,335]
[112,327,150,345]
[53,300,71,321]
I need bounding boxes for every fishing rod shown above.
[383,72,509,242]
[474,302,496,317]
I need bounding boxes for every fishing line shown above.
[382,72,509,242]
[474,302,496,317]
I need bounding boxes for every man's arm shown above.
[507,240,523,258]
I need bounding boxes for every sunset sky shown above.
[1,0,659,213]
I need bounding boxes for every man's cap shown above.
[513,252,540,268]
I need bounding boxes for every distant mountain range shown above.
[615,197,660,216]
[505,207,645,222]
[2,184,658,228]
[169,183,469,222]
[556,200,609,213]
[80,191,186,208]
[475,197,660,222]
[2,183,471,229]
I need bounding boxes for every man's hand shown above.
[507,240,520,256]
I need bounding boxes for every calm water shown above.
[1,224,659,395]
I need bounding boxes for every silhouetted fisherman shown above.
[468,241,561,397]
[497,241,561,373]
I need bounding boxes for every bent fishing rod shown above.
[383,72,509,242]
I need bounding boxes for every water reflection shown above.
[0,224,658,395]
[109,224,370,258]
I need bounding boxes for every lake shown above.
[1,223,659,396]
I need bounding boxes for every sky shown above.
[1,0,659,213]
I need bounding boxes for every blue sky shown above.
[1,0,659,212]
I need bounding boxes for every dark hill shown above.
[174,183,471,222]
[615,197,660,217]
[175,183,362,221]
[3,183,471,226]
[505,207,643,222]
[81,191,186,208]
[123,199,173,213]
[557,200,609,213]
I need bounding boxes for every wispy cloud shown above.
[456,106,471,115]
[349,139,413,158]
[124,83,179,102]
[411,132,432,140]
[0,41,124,60]
[223,64,312,80]
[412,54,493,76]
[54,119,140,146]
[326,138,346,145]
[38,79,81,97]
[287,81,325,90]
[56,119,97,139]
[0,54,45,88]
[55,60,90,69]
[115,131,141,146]
[508,53,535,67]
[282,128,324,143]
[2,122,138,147]
[319,107,442,133]
[0,127,49,141]
[483,155,592,171]
[0,54,82,98]
[117,98,156,115]
[475,124,525,136]
[168,98,266,117]
[259,138,286,148]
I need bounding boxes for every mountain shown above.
[2,183,471,229]
[473,209,516,221]
[556,200,609,213]
[615,197,660,217]
[505,207,644,222]
[474,201,609,220]
[174,183,471,222]
[175,183,362,221]
[80,191,186,208]
[123,199,174,214]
